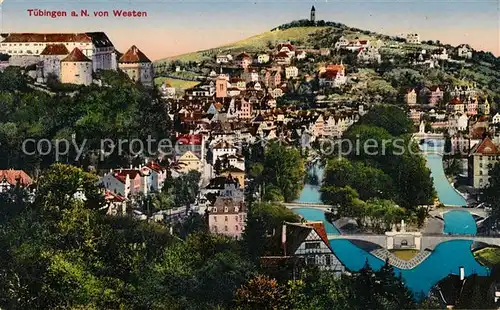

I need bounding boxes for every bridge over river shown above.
[326,233,500,250]
[282,202,333,210]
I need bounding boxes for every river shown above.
[292,149,488,296]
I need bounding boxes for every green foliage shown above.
[242,202,300,260]
[262,142,306,202]
[0,69,171,173]
[322,158,396,201]
[482,163,500,226]
[358,105,414,136]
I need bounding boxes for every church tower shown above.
[310,5,316,22]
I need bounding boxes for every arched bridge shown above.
[327,233,500,251]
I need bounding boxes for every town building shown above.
[38,43,69,82]
[282,222,345,275]
[469,137,500,188]
[235,52,252,69]
[285,66,299,79]
[0,32,117,71]
[457,44,473,59]
[208,197,247,239]
[60,48,93,85]
[406,33,421,44]
[99,168,149,198]
[0,170,33,193]
[177,151,202,173]
[118,45,154,87]
[405,89,417,105]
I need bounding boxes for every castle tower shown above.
[310,5,316,22]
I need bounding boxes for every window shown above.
[224,226,228,231]
[234,216,238,221]
[326,255,331,265]
[305,242,320,250]
[214,216,217,222]
[224,216,228,222]
[235,225,239,231]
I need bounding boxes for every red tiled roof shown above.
[176,134,202,145]
[326,64,345,71]
[321,70,339,79]
[473,137,499,155]
[2,33,92,43]
[305,222,333,251]
[146,161,164,173]
[235,52,251,60]
[119,45,151,63]
[61,48,91,62]
[279,43,295,51]
[113,169,144,183]
[0,170,32,187]
[40,44,69,56]
[104,190,126,202]
[1,32,114,48]
[276,51,289,58]
[448,97,463,105]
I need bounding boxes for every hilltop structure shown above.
[310,5,316,22]
[0,32,117,71]
[60,47,92,85]
[118,45,154,87]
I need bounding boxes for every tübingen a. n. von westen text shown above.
[27,9,148,18]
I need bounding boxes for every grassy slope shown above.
[154,77,200,90]
[155,27,328,64]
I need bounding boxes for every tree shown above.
[235,275,288,310]
[482,163,500,230]
[358,105,414,137]
[262,142,306,202]
[214,158,222,176]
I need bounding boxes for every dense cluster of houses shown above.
[407,82,500,189]
[0,33,154,86]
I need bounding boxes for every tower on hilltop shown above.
[310,5,316,22]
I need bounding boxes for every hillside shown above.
[155,26,329,64]
[154,19,440,64]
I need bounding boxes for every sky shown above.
[0,0,498,60]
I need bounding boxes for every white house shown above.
[493,113,500,124]
[160,82,176,98]
[406,33,421,44]
[457,45,473,59]
[212,140,237,165]
[99,168,149,198]
[285,66,299,79]
[334,36,350,50]
[296,51,307,60]
[257,54,270,64]
[216,54,232,63]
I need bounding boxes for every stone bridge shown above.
[412,132,444,140]
[430,207,488,219]
[282,202,333,210]
[327,233,500,251]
